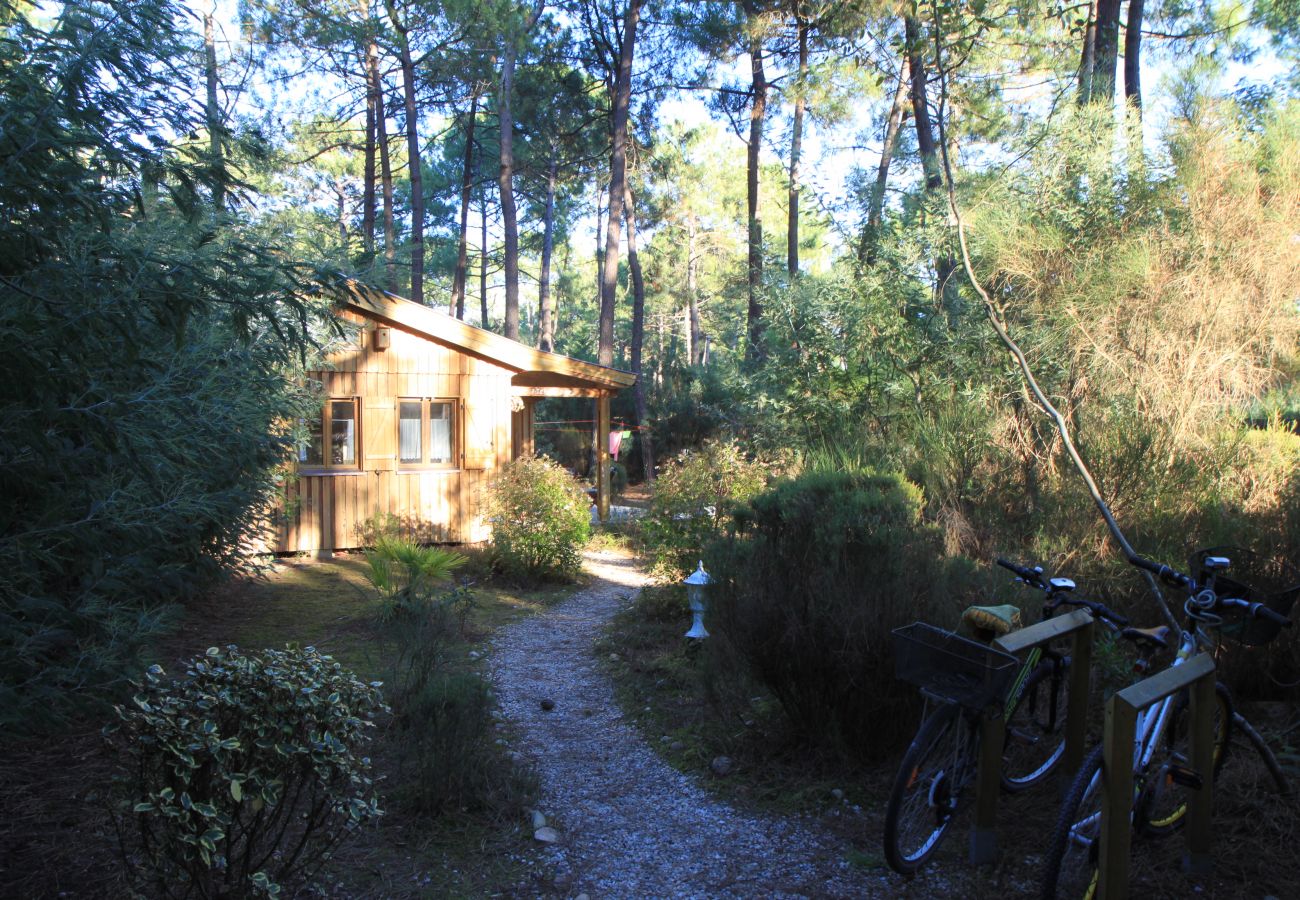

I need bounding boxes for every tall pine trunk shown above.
[687,219,702,366]
[362,42,377,263]
[1124,0,1146,176]
[860,59,910,265]
[1090,0,1122,106]
[480,194,489,327]
[787,12,807,276]
[624,184,653,483]
[598,0,641,367]
[538,148,557,352]
[371,42,397,293]
[498,1,546,341]
[499,43,522,339]
[1078,0,1098,104]
[385,1,423,303]
[203,9,225,210]
[906,13,957,320]
[1124,0,1144,112]
[744,11,767,363]
[593,181,604,297]
[452,90,479,319]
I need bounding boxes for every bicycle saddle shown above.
[1120,624,1172,650]
[962,604,1022,638]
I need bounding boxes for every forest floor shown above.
[2,544,1294,898]
[0,552,575,898]
[600,576,1300,900]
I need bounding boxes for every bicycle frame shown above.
[1061,627,1202,854]
[1130,631,1198,777]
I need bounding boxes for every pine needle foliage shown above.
[0,1,335,730]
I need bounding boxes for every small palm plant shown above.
[365,535,466,621]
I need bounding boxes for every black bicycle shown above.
[883,559,1127,875]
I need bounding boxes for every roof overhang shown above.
[330,279,636,394]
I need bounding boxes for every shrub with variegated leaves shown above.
[106,645,386,898]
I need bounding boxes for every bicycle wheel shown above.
[1002,660,1069,792]
[1039,744,1105,900]
[1139,682,1232,836]
[883,704,974,875]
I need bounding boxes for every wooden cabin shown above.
[276,281,635,555]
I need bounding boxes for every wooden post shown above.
[596,393,611,522]
[1064,615,1095,791]
[969,608,1095,864]
[1099,653,1217,898]
[970,707,1004,864]
[1100,685,1138,900]
[1183,668,1215,874]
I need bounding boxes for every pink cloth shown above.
[609,429,623,460]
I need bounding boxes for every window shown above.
[299,398,359,468]
[398,398,457,467]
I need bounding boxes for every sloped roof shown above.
[333,279,636,392]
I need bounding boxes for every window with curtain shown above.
[399,400,422,464]
[429,401,453,463]
[398,398,457,467]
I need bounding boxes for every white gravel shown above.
[489,548,906,898]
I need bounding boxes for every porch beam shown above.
[511,385,609,398]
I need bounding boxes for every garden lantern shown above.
[684,560,712,639]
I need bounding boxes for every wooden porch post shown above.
[597,392,611,522]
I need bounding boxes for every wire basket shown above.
[893,622,1020,711]
[1189,547,1300,647]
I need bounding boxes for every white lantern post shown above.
[684,560,712,639]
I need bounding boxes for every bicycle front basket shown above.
[892,621,1019,711]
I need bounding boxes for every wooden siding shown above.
[275,311,513,552]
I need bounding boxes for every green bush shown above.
[0,3,331,729]
[707,469,976,758]
[483,456,591,582]
[107,646,385,898]
[376,594,531,818]
[639,440,770,578]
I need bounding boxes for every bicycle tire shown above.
[1139,682,1232,836]
[883,703,972,875]
[1039,743,1105,900]
[1002,660,1069,792]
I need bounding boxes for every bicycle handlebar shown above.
[996,557,1130,627]
[1127,554,1194,590]
[996,557,1044,585]
[1056,595,1129,628]
[1218,597,1294,627]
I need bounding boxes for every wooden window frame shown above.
[298,397,362,473]
[397,397,459,470]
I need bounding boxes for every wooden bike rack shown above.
[1098,652,1216,898]
[969,608,1096,864]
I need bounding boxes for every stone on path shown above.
[533,826,559,843]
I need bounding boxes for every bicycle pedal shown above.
[1166,764,1203,790]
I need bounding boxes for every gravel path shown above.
[489,548,901,899]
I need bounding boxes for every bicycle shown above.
[882,559,1128,875]
[1039,549,1297,899]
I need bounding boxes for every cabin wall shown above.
[276,311,513,552]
